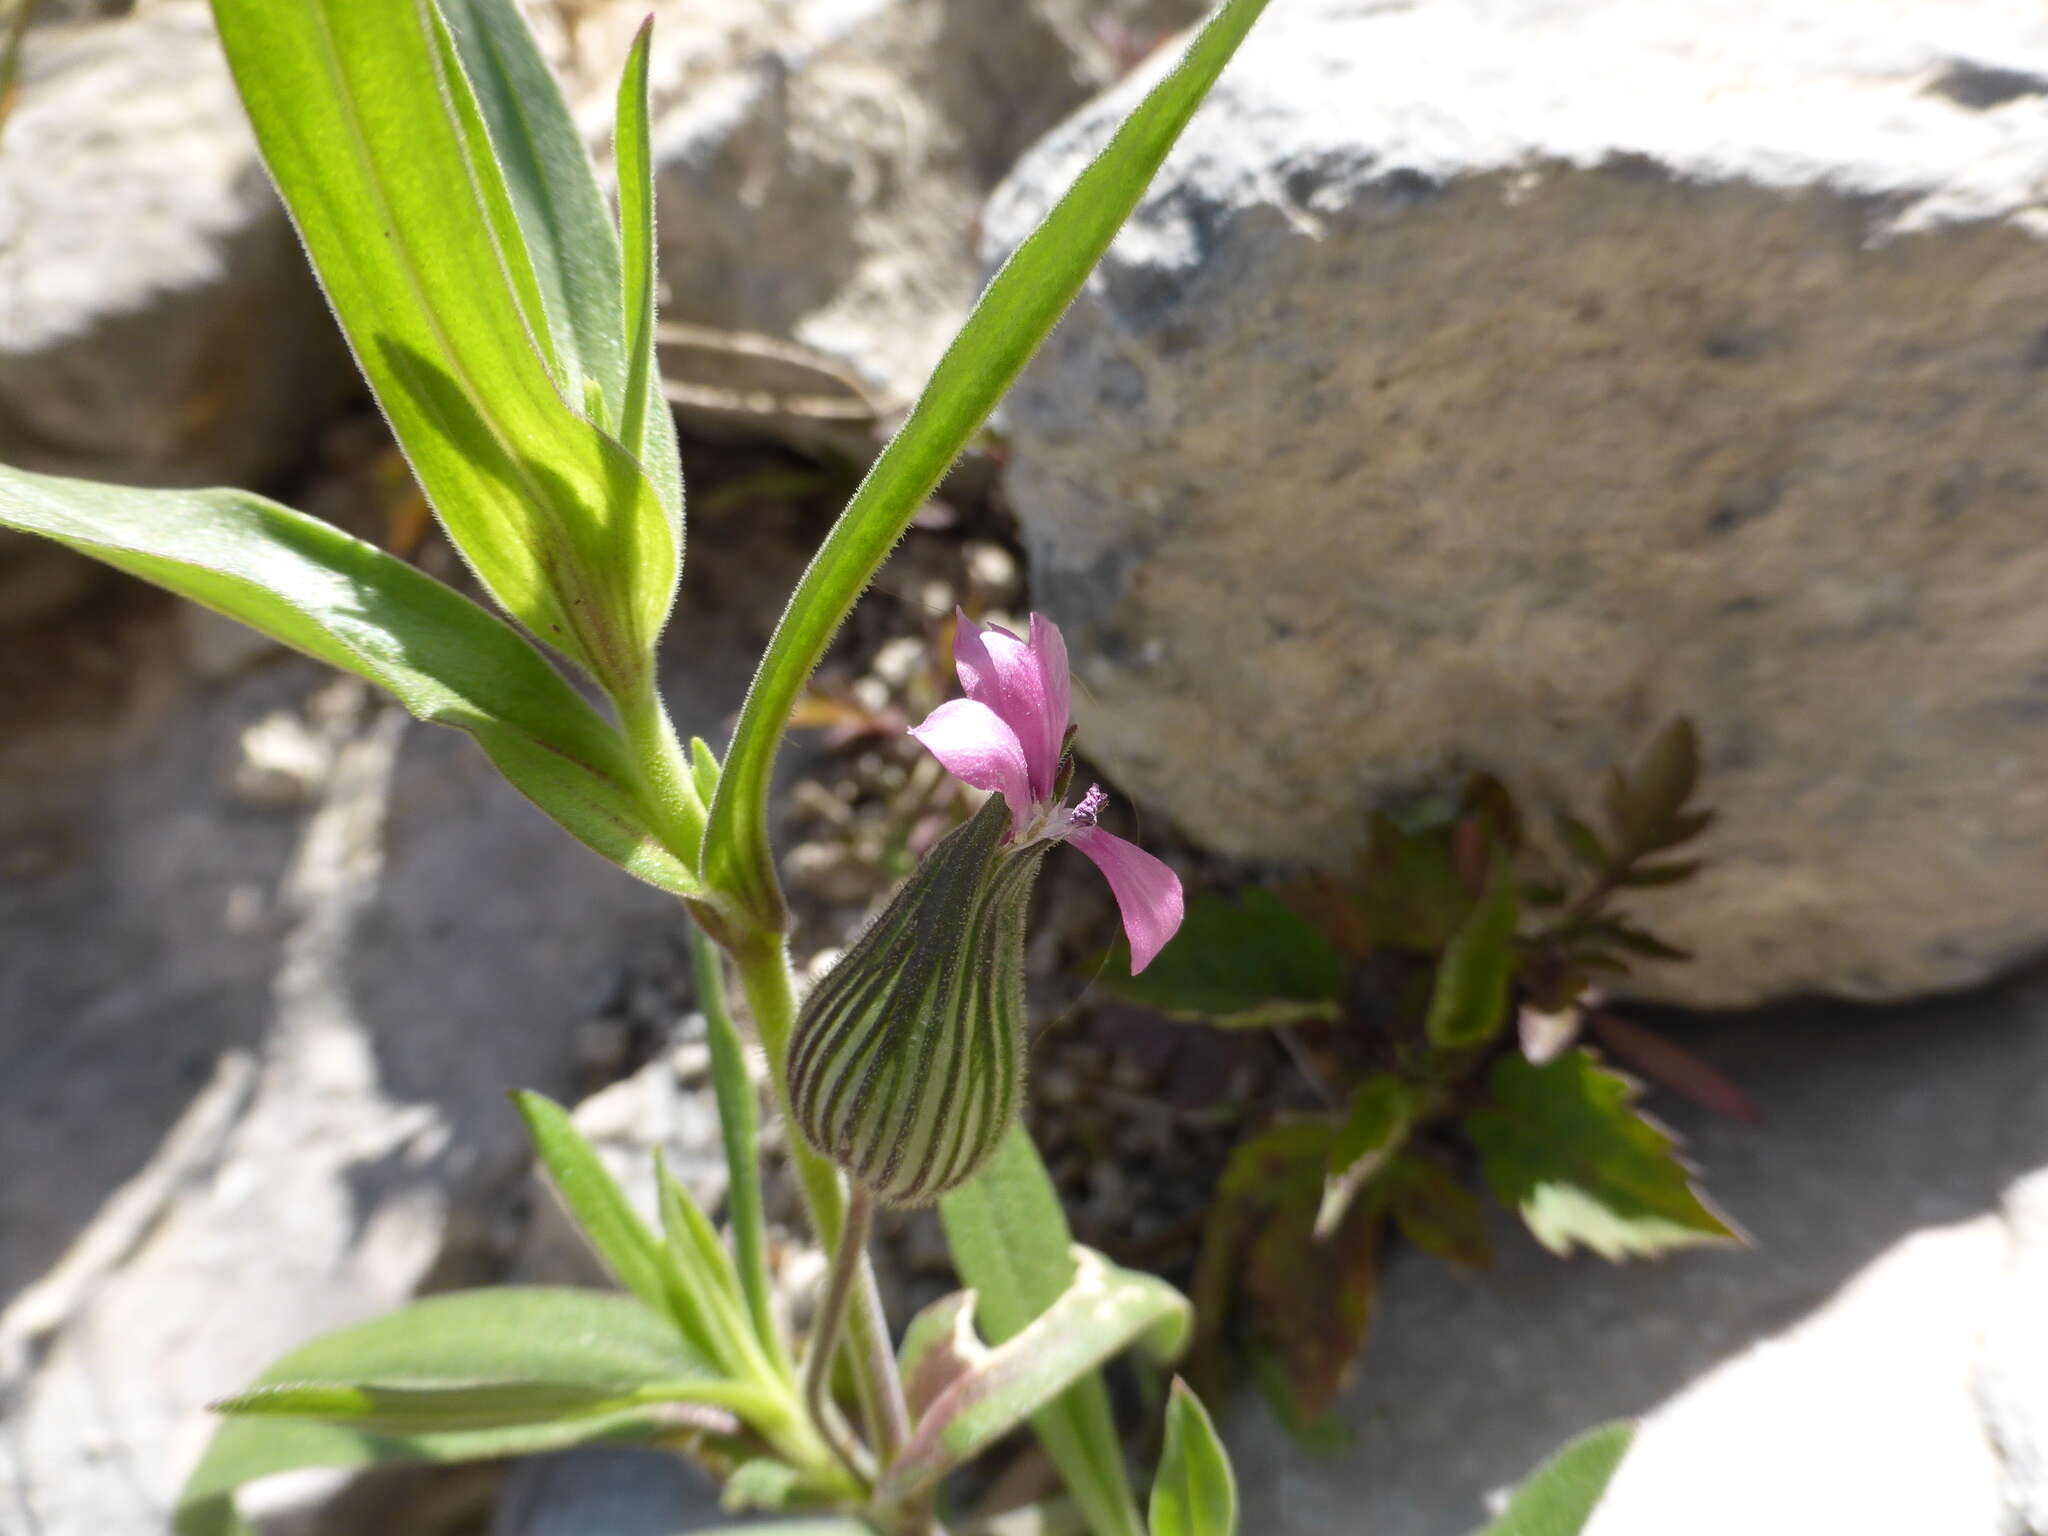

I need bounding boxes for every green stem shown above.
[728,931,911,1469]
[617,673,707,864]
[686,918,792,1385]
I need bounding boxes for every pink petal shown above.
[1069,826,1184,974]
[909,699,1032,831]
[1028,613,1072,773]
[953,611,1063,802]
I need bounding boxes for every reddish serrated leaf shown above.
[1384,1155,1492,1271]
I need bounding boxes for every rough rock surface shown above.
[991,0,2048,1006]
[489,1448,724,1536]
[0,3,350,489]
[539,0,1206,420]
[1225,977,2048,1535]
[0,627,700,1532]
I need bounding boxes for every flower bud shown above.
[786,793,1043,1206]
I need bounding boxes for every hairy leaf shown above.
[1150,1379,1238,1536]
[514,1092,676,1324]
[705,0,1275,927]
[1473,1421,1635,1536]
[612,22,667,484]
[686,918,786,1371]
[213,0,676,694]
[207,1287,713,1403]
[0,468,697,896]
[176,1408,669,1536]
[941,1127,1147,1536]
[1466,1051,1740,1259]
[880,1248,1191,1504]
[1098,888,1346,1027]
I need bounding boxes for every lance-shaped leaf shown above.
[788,793,1042,1205]
[1150,1380,1238,1536]
[0,468,697,896]
[654,1150,769,1383]
[1466,1050,1741,1260]
[705,0,1275,929]
[879,1246,1192,1506]
[1473,1421,1635,1536]
[514,1092,677,1323]
[213,0,677,695]
[943,1128,1146,1536]
[176,1407,677,1536]
[204,1287,770,1432]
[440,0,682,517]
[686,918,785,1374]
[1425,860,1520,1051]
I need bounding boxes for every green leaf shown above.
[205,1286,721,1415]
[1425,862,1520,1051]
[613,22,671,489]
[1383,1155,1493,1271]
[1097,888,1346,1028]
[703,0,1275,927]
[724,1457,805,1512]
[1353,812,1473,952]
[0,468,697,897]
[879,1247,1190,1505]
[689,735,722,806]
[1150,1379,1238,1536]
[436,0,605,399]
[941,1126,1147,1536]
[513,1091,676,1323]
[213,0,676,695]
[1600,719,1706,860]
[1193,1122,1382,1429]
[1465,1050,1740,1259]
[1316,1075,1420,1238]
[1604,920,1691,962]
[1473,1421,1635,1536]
[1553,815,1610,872]
[687,918,787,1378]
[1632,719,1699,841]
[654,1149,763,1381]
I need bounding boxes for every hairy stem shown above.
[617,674,707,863]
[728,931,911,1469]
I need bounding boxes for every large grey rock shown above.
[626,0,1204,422]
[992,0,2048,1007]
[0,3,349,488]
[1225,979,2048,1535]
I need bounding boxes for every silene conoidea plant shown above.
[0,2,1636,1533]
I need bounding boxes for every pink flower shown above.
[910,612,1184,972]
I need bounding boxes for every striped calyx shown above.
[787,793,1044,1206]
